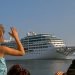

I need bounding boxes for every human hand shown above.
[9,27,19,39]
[55,71,64,75]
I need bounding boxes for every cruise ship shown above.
[2,32,75,60]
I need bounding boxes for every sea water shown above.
[6,59,72,75]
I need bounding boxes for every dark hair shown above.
[0,24,5,33]
[7,64,30,75]
[66,60,75,75]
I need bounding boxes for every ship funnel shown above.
[27,32,37,36]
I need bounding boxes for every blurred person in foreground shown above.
[7,64,30,75]
[0,24,25,75]
[55,60,75,75]
[55,71,64,75]
[66,60,75,75]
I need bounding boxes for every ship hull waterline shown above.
[5,48,75,60]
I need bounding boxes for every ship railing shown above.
[56,46,75,56]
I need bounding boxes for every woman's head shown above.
[7,64,30,75]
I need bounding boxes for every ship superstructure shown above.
[2,32,75,60]
[21,32,65,51]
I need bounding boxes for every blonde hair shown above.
[0,24,5,33]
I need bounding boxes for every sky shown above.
[0,0,75,46]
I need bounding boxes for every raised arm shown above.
[3,27,25,56]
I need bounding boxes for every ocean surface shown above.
[6,59,73,75]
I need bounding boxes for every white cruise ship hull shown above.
[5,47,75,60]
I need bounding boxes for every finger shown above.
[10,27,15,33]
[10,27,12,29]
[13,27,17,31]
[10,27,17,31]
[10,27,13,30]
[8,32,12,35]
[8,32,13,37]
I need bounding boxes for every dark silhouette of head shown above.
[66,60,75,75]
[7,64,30,75]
